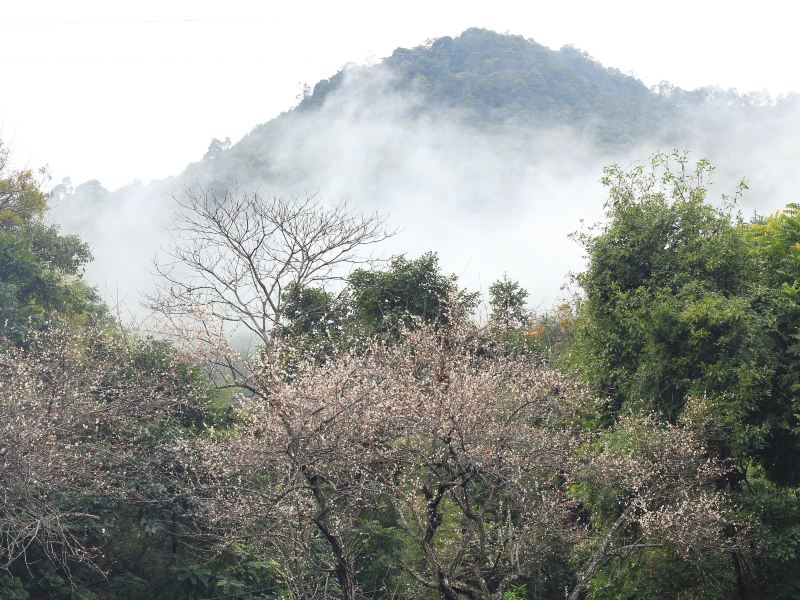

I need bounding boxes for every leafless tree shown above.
[149,187,392,351]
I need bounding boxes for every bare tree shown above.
[149,187,392,351]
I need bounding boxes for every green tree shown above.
[348,252,478,337]
[570,151,757,423]
[0,141,101,339]
[283,283,341,339]
[280,283,348,363]
[745,204,800,483]
[488,275,529,331]
[569,152,800,598]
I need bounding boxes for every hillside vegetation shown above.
[301,28,676,144]
[9,29,800,599]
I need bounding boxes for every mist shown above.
[47,62,800,319]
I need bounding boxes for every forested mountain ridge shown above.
[200,26,676,186]
[174,27,797,195]
[299,28,676,144]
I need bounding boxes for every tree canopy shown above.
[5,136,800,599]
[570,152,800,598]
[0,142,101,339]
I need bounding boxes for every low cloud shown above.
[48,64,800,319]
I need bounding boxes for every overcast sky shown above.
[1,0,796,189]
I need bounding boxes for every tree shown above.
[376,322,580,599]
[488,275,529,331]
[568,151,800,598]
[72,179,109,204]
[203,137,231,161]
[150,189,391,353]
[187,338,391,599]
[187,316,746,600]
[569,400,747,600]
[348,252,478,337]
[0,321,204,577]
[0,140,274,599]
[278,252,480,362]
[745,204,800,484]
[0,144,47,227]
[187,319,583,599]
[280,283,348,364]
[570,151,756,422]
[0,140,101,340]
[49,177,73,204]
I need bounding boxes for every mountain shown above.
[300,28,677,144]
[170,28,683,196]
[50,28,800,313]
[176,27,800,194]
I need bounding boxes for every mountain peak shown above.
[298,28,671,144]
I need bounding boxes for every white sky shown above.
[1,0,797,189]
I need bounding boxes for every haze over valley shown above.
[42,28,800,314]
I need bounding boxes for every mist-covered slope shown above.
[179,27,800,196]
[301,28,676,143]
[189,28,677,188]
[50,28,800,312]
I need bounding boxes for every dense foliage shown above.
[299,29,675,145]
[569,152,800,598]
[3,137,800,600]
[0,143,101,340]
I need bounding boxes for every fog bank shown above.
[48,65,800,318]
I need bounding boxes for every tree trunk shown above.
[313,517,356,600]
[732,551,748,600]
[569,507,632,600]
[304,466,357,600]
[170,508,178,554]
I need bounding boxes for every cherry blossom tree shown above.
[567,399,749,600]
[0,321,203,576]
[185,319,586,599]
[365,323,584,600]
